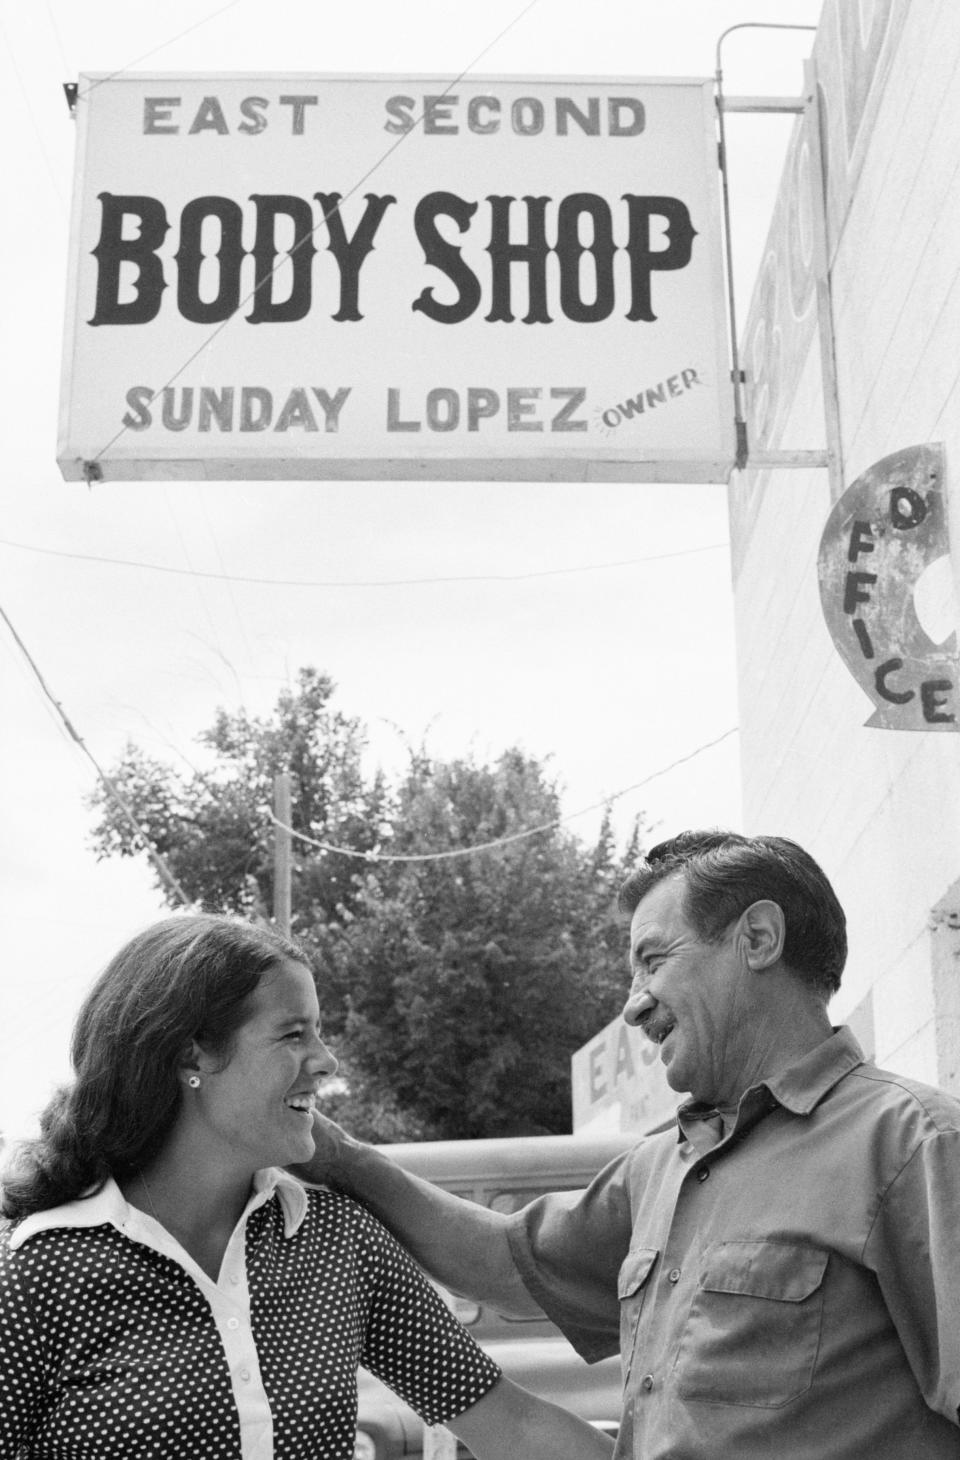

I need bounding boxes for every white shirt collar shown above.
[10,1167,311,1250]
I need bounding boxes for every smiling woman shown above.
[0,915,612,1460]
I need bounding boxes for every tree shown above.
[88,673,646,1139]
[314,749,639,1137]
[88,668,388,924]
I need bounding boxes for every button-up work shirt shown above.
[507,1028,960,1458]
[0,1169,500,1459]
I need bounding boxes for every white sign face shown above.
[571,1015,682,1134]
[58,74,735,483]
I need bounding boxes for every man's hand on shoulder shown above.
[286,1114,541,1317]
[289,1111,362,1189]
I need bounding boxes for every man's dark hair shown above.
[618,830,847,997]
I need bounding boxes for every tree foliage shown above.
[89,669,388,922]
[88,671,645,1140]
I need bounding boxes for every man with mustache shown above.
[299,830,960,1458]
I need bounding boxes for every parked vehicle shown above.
[354,1131,636,1460]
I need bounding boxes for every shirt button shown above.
[697,1167,710,1182]
[668,1268,682,1284]
[230,1275,240,1286]
[239,1367,251,1382]
[641,1374,655,1392]
[227,1317,240,1330]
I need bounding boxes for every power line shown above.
[0,599,191,906]
[0,535,728,587]
[268,726,739,863]
[158,485,238,690]
[0,13,67,209]
[76,0,247,98]
[197,486,257,666]
[42,0,72,76]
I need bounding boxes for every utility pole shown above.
[273,772,292,935]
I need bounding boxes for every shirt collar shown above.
[676,1025,866,1141]
[10,1166,311,1250]
[762,1025,865,1114]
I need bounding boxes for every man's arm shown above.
[291,1114,543,1317]
[448,1375,614,1459]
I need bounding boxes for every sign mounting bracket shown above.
[715,22,840,483]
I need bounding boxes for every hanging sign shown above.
[57,73,735,483]
[817,444,958,730]
[572,1015,681,1134]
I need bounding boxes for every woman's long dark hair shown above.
[1,914,306,1221]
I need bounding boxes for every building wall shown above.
[729,0,960,1087]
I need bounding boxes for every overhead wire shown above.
[0,12,67,208]
[159,486,241,699]
[76,0,248,98]
[197,487,257,666]
[2,628,82,753]
[0,585,740,881]
[267,726,740,863]
[0,535,729,587]
[0,599,191,906]
[42,0,72,76]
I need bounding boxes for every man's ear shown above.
[736,900,785,971]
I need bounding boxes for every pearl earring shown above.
[188,1074,201,1089]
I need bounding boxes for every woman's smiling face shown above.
[192,958,338,1173]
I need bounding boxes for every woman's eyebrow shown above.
[272,1011,318,1030]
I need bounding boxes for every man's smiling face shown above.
[621,871,753,1107]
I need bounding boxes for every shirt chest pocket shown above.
[618,1246,658,1384]
[676,1241,828,1408]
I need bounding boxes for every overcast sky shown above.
[0,0,821,1136]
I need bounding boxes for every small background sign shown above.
[58,73,735,483]
[817,444,958,731]
[571,1015,682,1134]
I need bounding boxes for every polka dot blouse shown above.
[0,1170,501,1458]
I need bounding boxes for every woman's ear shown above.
[737,900,786,971]
[178,1040,213,1088]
